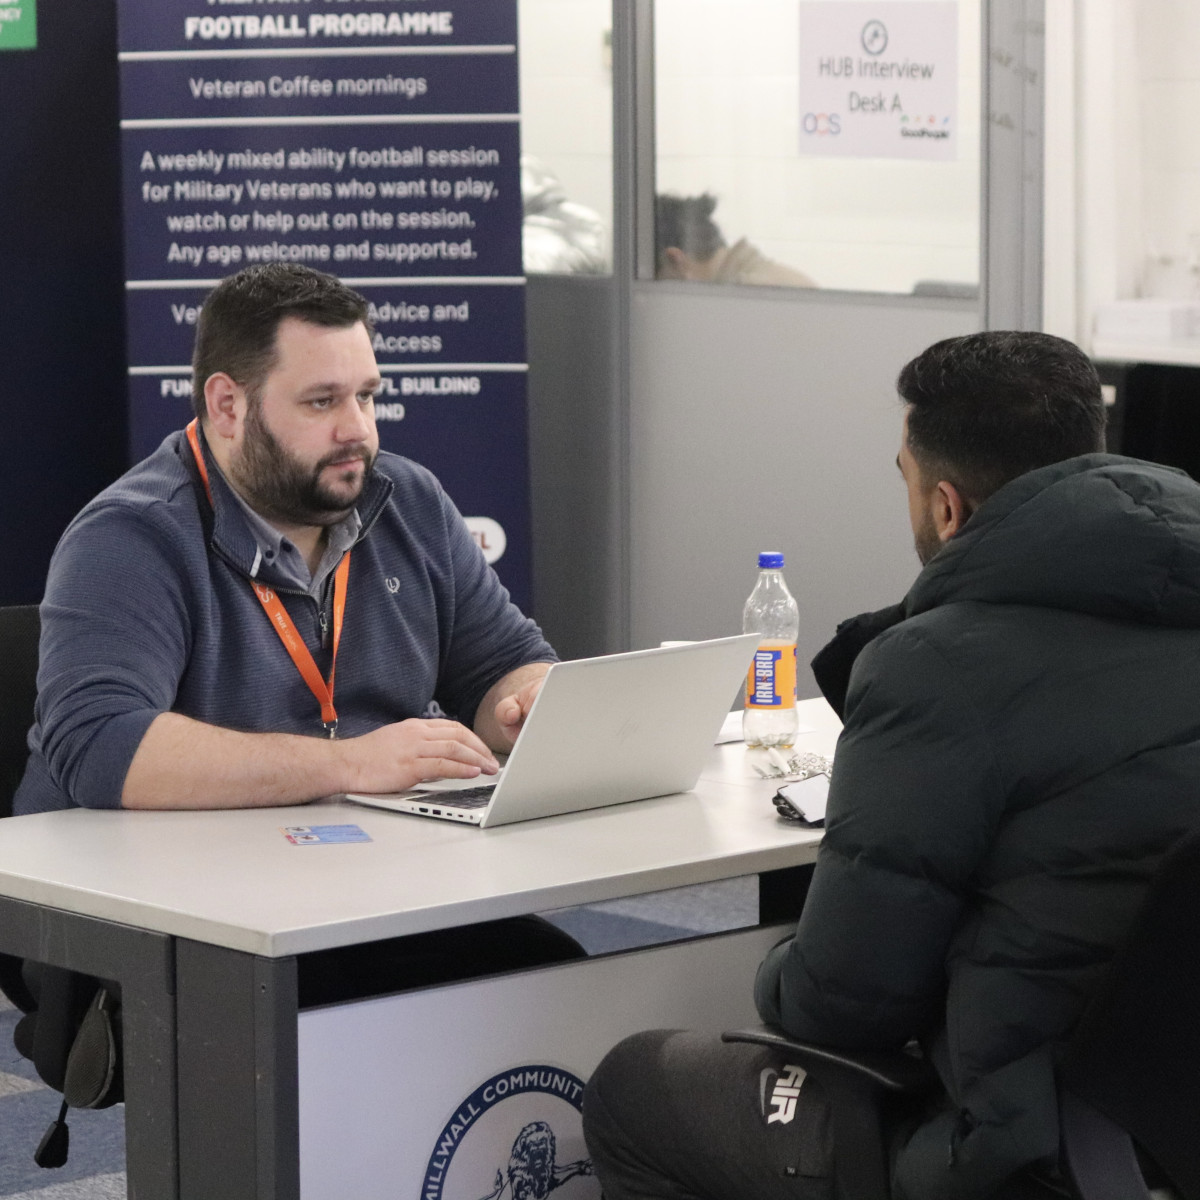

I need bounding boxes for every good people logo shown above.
[421,1065,596,1200]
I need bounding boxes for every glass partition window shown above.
[518,0,614,274]
[654,0,981,296]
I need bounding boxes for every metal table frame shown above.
[0,861,813,1199]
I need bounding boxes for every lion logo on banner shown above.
[477,1121,593,1200]
[421,1065,597,1200]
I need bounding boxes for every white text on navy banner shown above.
[183,12,453,41]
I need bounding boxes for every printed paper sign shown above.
[798,2,958,160]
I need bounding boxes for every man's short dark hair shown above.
[655,193,726,266]
[899,331,1106,503]
[191,263,371,420]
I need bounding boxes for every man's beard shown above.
[914,508,941,566]
[231,402,376,527]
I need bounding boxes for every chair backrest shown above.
[1060,827,1200,1200]
[0,605,40,819]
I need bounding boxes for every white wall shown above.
[518,0,614,248]
[1072,0,1200,351]
[1041,0,1077,341]
[1135,0,1200,301]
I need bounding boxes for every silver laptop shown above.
[344,633,759,828]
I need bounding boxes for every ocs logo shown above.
[421,1065,597,1200]
[802,112,841,136]
[464,516,507,565]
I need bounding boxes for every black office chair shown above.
[1056,830,1200,1200]
[0,604,123,1165]
[726,829,1200,1200]
[0,604,39,820]
[0,605,40,1013]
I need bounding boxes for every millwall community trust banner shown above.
[116,0,533,609]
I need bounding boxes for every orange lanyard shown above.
[186,419,350,738]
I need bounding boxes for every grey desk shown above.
[0,699,839,1199]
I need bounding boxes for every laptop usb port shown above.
[431,808,442,816]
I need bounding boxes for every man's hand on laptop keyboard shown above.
[337,718,500,794]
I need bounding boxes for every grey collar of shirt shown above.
[215,463,362,598]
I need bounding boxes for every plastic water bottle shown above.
[742,551,799,748]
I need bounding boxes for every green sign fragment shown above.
[0,0,37,51]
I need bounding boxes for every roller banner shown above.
[116,0,531,607]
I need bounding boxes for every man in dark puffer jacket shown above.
[582,332,1200,1200]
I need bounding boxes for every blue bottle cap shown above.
[758,552,784,569]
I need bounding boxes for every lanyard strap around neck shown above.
[186,418,350,738]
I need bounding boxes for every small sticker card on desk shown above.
[282,825,372,845]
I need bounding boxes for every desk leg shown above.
[0,896,177,1200]
[175,940,299,1200]
[120,936,179,1200]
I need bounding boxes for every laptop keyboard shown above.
[439,785,496,809]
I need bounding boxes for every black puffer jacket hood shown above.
[908,454,1200,627]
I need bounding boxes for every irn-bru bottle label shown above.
[745,641,797,709]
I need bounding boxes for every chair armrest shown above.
[1059,1089,1155,1200]
[722,1024,939,1094]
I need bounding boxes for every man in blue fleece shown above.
[15,264,556,816]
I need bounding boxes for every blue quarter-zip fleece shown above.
[14,430,556,814]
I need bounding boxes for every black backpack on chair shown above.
[0,604,124,1167]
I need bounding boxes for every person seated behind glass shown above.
[655,193,816,288]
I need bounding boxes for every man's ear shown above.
[203,373,242,439]
[931,479,971,544]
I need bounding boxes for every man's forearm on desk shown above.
[120,714,346,809]
[120,711,499,809]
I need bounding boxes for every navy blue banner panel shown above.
[116,0,532,609]
[0,0,126,604]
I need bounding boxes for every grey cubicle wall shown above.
[628,286,978,698]
[526,275,621,663]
